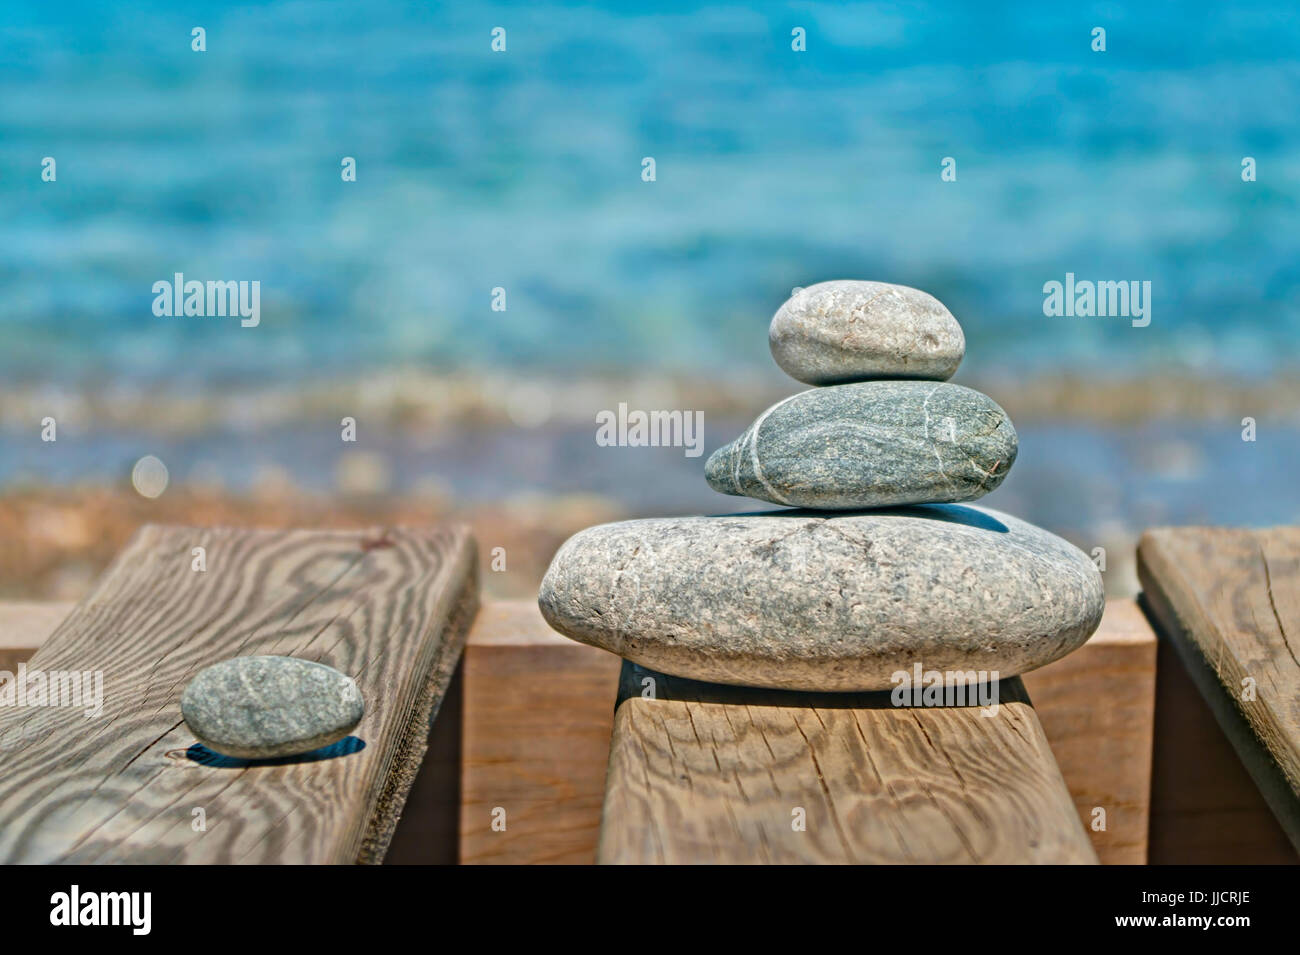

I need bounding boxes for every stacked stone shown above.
[539,281,1104,692]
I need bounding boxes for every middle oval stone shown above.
[705,381,1017,510]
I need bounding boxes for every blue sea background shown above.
[0,0,1297,574]
[2,0,1298,383]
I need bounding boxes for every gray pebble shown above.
[705,381,1017,509]
[770,280,965,384]
[180,656,364,759]
[537,506,1104,692]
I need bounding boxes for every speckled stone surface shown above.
[769,280,965,385]
[538,505,1104,691]
[181,656,364,759]
[705,381,1017,510]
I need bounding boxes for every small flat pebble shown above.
[180,656,363,760]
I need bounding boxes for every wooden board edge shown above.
[354,532,479,864]
[1137,539,1300,853]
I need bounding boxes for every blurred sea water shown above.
[0,0,1298,558]
[2,1,1299,385]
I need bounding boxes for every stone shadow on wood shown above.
[618,661,1028,712]
[715,503,1010,534]
[182,735,366,768]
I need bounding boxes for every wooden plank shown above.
[0,524,477,864]
[0,601,73,673]
[599,663,1097,865]
[1021,598,1156,864]
[0,596,1163,866]
[458,600,621,864]
[1147,630,1297,863]
[1138,526,1300,852]
[448,598,1156,865]
[0,596,615,865]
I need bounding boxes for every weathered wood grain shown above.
[0,596,1156,865]
[1139,526,1300,852]
[1021,598,1157,864]
[0,524,477,864]
[599,663,1097,865]
[458,600,620,864]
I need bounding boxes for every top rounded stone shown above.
[769,280,965,385]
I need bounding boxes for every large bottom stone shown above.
[538,505,1104,691]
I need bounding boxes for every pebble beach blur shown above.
[2,2,1298,602]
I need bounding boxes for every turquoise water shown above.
[2,1,1299,383]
